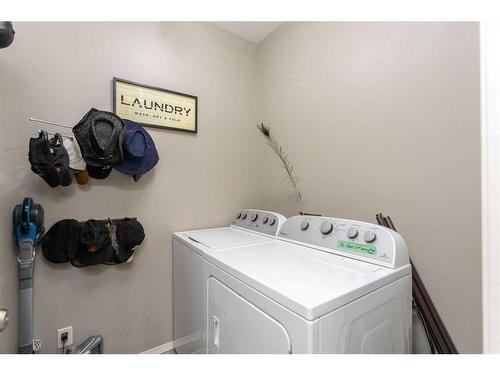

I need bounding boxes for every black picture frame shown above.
[112,77,198,134]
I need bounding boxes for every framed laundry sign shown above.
[113,77,198,133]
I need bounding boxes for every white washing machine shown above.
[202,215,412,354]
[172,209,287,353]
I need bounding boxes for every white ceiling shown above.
[211,22,282,44]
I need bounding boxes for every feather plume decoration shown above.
[257,123,304,213]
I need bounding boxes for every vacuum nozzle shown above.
[0,22,15,49]
[13,197,45,247]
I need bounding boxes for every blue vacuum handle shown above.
[14,197,37,246]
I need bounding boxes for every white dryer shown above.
[202,215,412,353]
[172,209,286,353]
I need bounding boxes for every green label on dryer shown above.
[337,240,377,255]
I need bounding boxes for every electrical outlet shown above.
[57,326,73,349]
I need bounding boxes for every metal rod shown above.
[375,212,458,354]
[29,117,73,129]
[386,216,397,231]
[77,217,138,225]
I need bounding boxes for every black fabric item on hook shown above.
[49,133,72,186]
[28,132,72,187]
[28,137,60,187]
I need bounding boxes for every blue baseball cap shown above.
[114,120,159,177]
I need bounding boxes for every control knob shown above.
[241,213,247,220]
[320,221,333,235]
[364,231,376,243]
[269,217,276,226]
[347,227,358,239]
[251,213,259,222]
[300,221,309,230]
[262,216,269,224]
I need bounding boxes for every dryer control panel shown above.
[231,209,286,237]
[278,215,409,268]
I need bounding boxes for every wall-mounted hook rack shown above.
[78,217,138,226]
[38,130,74,140]
[30,117,74,139]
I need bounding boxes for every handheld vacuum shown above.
[0,22,15,49]
[13,197,44,353]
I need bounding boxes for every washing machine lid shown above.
[179,227,271,251]
[204,240,411,320]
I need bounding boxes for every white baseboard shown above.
[173,332,201,348]
[140,341,175,354]
[141,332,201,354]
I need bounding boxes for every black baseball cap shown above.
[113,218,145,263]
[29,133,72,187]
[86,164,113,179]
[71,219,113,267]
[41,219,80,263]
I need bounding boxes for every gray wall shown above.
[0,22,262,353]
[257,22,481,353]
